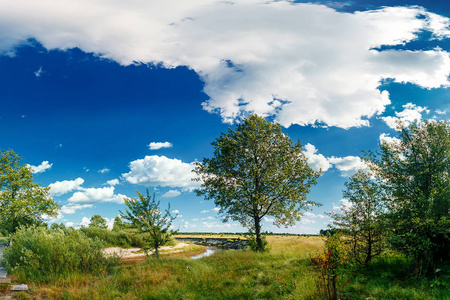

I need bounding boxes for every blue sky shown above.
[1,0,450,233]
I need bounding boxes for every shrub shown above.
[247,233,269,252]
[310,233,351,300]
[2,226,118,282]
[80,227,145,248]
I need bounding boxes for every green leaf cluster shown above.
[0,150,60,234]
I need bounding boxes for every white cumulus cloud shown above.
[106,179,120,186]
[122,155,200,190]
[28,161,52,174]
[60,203,93,214]
[381,103,429,130]
[328,156,367,177]
[49,177,84,196]
[0,2,449,128]
[149,142,173,150]
[303,143,332,172]
[379,133,402,145]
[98,168,110,174]
[68,186,127,204]
[162,190,181,198]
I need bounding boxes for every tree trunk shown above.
[254,217,263,252]
[155,246,160,260]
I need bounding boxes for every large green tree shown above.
[368,120,450,274]
[120,190,177,259]
[328,169,386,265]
[0,150,60,234]
[193,114,320,252]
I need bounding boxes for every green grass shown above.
[0,236,8,243]
[3,235,449,300]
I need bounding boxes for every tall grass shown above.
[2,226,118,282]
[2,235,448,299]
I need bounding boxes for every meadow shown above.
[2,234,448,300]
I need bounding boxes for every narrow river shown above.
[191,247,222,259]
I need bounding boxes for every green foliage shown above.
[194,114,320,252]
[120,189,177,259]
[88,214,108,229]
[112,216,124,231]
[0,149,60,234]
[2,226,118,282]
[310,234,351,300]
[50,222,66,230]
[80,226,145,248]
[329,169,386,265]
[368,120,450,274]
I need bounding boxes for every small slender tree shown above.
[194,114,320,252]
[120,190,177,259]
[112,216,124,231]
[328,169,386,265]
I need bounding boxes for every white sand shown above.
[103,242,190,258]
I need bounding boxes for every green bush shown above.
[2,226,118,282]
[80,227,145,248]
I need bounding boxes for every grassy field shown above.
[2,235,449,299]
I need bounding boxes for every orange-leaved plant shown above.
[310,233,351,300]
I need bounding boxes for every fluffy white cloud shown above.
[80,217,90,227]
[303,212,327,219]
[183,221,197,229]
[60,203,93,214]
[68,186,126,204]
[162,190,181,198]
[98,168,110,174]
[149,142,173,150]
[172,210,180,214]
[328,156,367,177]
[122,155,200,190]
[303,143,332,172]
[211,207,221,212]
[379,133,402,145]
[300,218,316,225]
[106,179,120,186]
[381,103,429,130]
[0,2,449,128]
[304,143,366,177]
[49,177,84,196]
[28,161,52,174]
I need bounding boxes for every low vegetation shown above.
[2,226,119,283]
[1,235,448,299]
